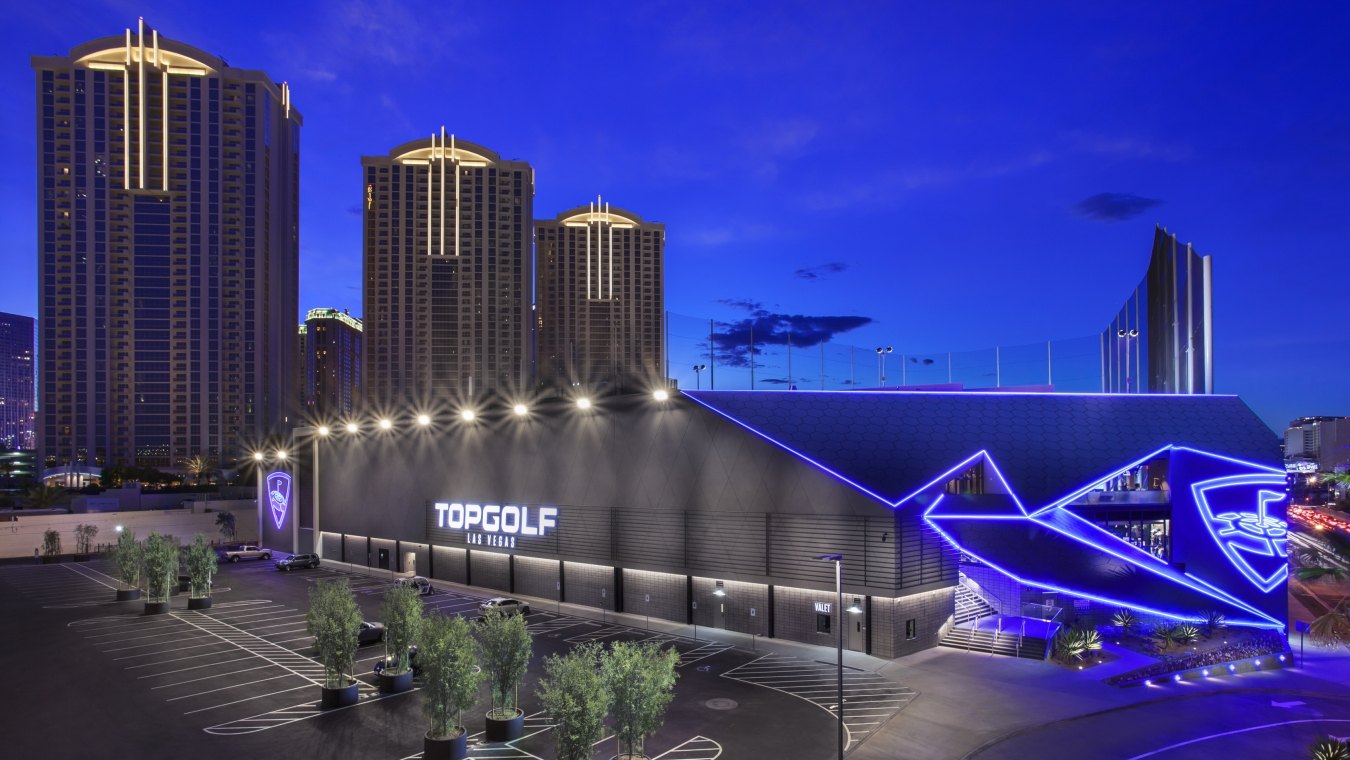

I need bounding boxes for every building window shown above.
[816,613,831,635]
[905,619,917,640]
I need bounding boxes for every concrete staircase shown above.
[940,582,1052,660]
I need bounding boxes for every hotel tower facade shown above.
[32,19,301,470]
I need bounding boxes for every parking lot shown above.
[0,555,913,759]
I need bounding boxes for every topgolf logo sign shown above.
[432,502,558,549]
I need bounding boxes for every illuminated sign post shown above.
[432,502,558,549]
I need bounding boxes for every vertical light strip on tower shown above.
[123,27,130,190]
[1185,243,1194,393]
[439,126,445,256]
[1202,255,1214,393]
[452,133,459,257]
[607,201,613,301]
[157,30,167,191]
[586,201,593,299]
[138,17,146,189]
[427,131,434,255]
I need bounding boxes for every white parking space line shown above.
[63,562,121,589]
[237,616,308,630]
[182,684,315,715]
[151,664,275,689]
[113,641,231,661]
[137,655,259,679]
[103,633,216,653]
[166,673,299,702]
[85,621,184,638]
[721,654,916,750]
[652,736,723,760]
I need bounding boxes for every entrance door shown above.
[403,551,416,575]
[713,599,726,630]
[377,548,389,570]
[847,609,866,652]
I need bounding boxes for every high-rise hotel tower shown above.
[362,132,532,408]
[535,200,665,390]
[32,20,300,469]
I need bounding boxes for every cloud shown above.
[1075,192,1163,222]
[794,262,848,280]
[708,301,873,367]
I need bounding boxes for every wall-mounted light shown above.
[653,389,669,402]
[713,580,726,597]
[513,403,529,416]
[847,597,863,614]
[345,422,359,433]
[576,398,591,410]
[417,414,431,427]
[316,425,330,437]
[460,409,476,422]
[275,450,288,461]
[378,418,392,430]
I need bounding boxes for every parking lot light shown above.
[275,450,287,461]
[513,403,529,416]
[317,425,330,437]
[576,398,591,410]
[653,389,669,402]
[114,525,123,533]
[460,409,476,422]
[417,414,431,427]
[252,451,265,462]
[346,421,359,433]
[379,418,392,430]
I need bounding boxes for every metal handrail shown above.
[958,574,1009,615]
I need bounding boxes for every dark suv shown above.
[274,553,320,571]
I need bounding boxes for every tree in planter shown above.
[41,529,61,559]
[1308,600,1350,649]
[477,609,533,722]
[1200,609,1227,639]
[381,583,425,677]
[214,511,237,543]
[306,579,363,689]
[538,642,610,760]
[74,524,99,556]
[184,533,218,599]
[142,532,179,604]
[113,528,142,590]
[604,641,680,760]
[421,613,483,743]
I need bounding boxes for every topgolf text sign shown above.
[432,502,558,549]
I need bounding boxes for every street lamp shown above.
[692,364,707,390]
[653,389,669,402]
[875,347,893,387]
[815,553,845,760]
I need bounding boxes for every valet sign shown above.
[433,502,558,549]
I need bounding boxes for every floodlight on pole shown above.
[417,414,431,427]
[653,389,669,402]
[513,403,529,416]
[460,409,476,422]
[345,422,359,434]
[378,418,392,430]
[576,398,591,410]
[316,425,330,437]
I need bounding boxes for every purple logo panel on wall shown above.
[267,471,292,530]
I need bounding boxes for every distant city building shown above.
[299,308,363,419]
[1102,225,1213,394]
[535,199,665,390]
[32,20,300,470]
[1285,416,1350,472]
[361,131,532,408]
[0,312,35,450]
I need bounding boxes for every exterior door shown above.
[377,548,389,570]
[847,609,866,652]
[713,598,726,630]
[404,551,416,575]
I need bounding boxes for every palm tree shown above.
[180,455,215,487]
[1308,600,1350,649]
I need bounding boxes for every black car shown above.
[357,621,385,645]
[478,597,531,616]
[373,646,420,676]
[274,553,320,571]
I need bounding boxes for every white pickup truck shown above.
[219,545,272,562]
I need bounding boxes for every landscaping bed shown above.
[1106,630,1289,686]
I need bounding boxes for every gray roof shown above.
[684,390,1279,509]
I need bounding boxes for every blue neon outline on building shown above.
[1191,474,1289,594]
[678,392,1286,629]
[267,471,292,531]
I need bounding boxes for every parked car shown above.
[478,597,531,616]
[274,553,320,571]
[357,621,385,645]
[219,545,271,562]
[373,645,420,676]
[395,575,434,595]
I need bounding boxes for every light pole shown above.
[875,346,893,387]
[693,364,707,390]
[1116,328,1138,392]
[815,553,845,760]
[252,451,265,546]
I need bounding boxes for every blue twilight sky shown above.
[2,1,1347,432]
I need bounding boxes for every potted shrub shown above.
[113,529,142,601]
[377,583,424,693]
[185,533,218,610]
[539,642,610,760]
[307,578,363,708]
[421,613,482,760]
[477,608,533,741]
[41,529,61,563]
[142,531,179,615]
[603,641,679,760]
